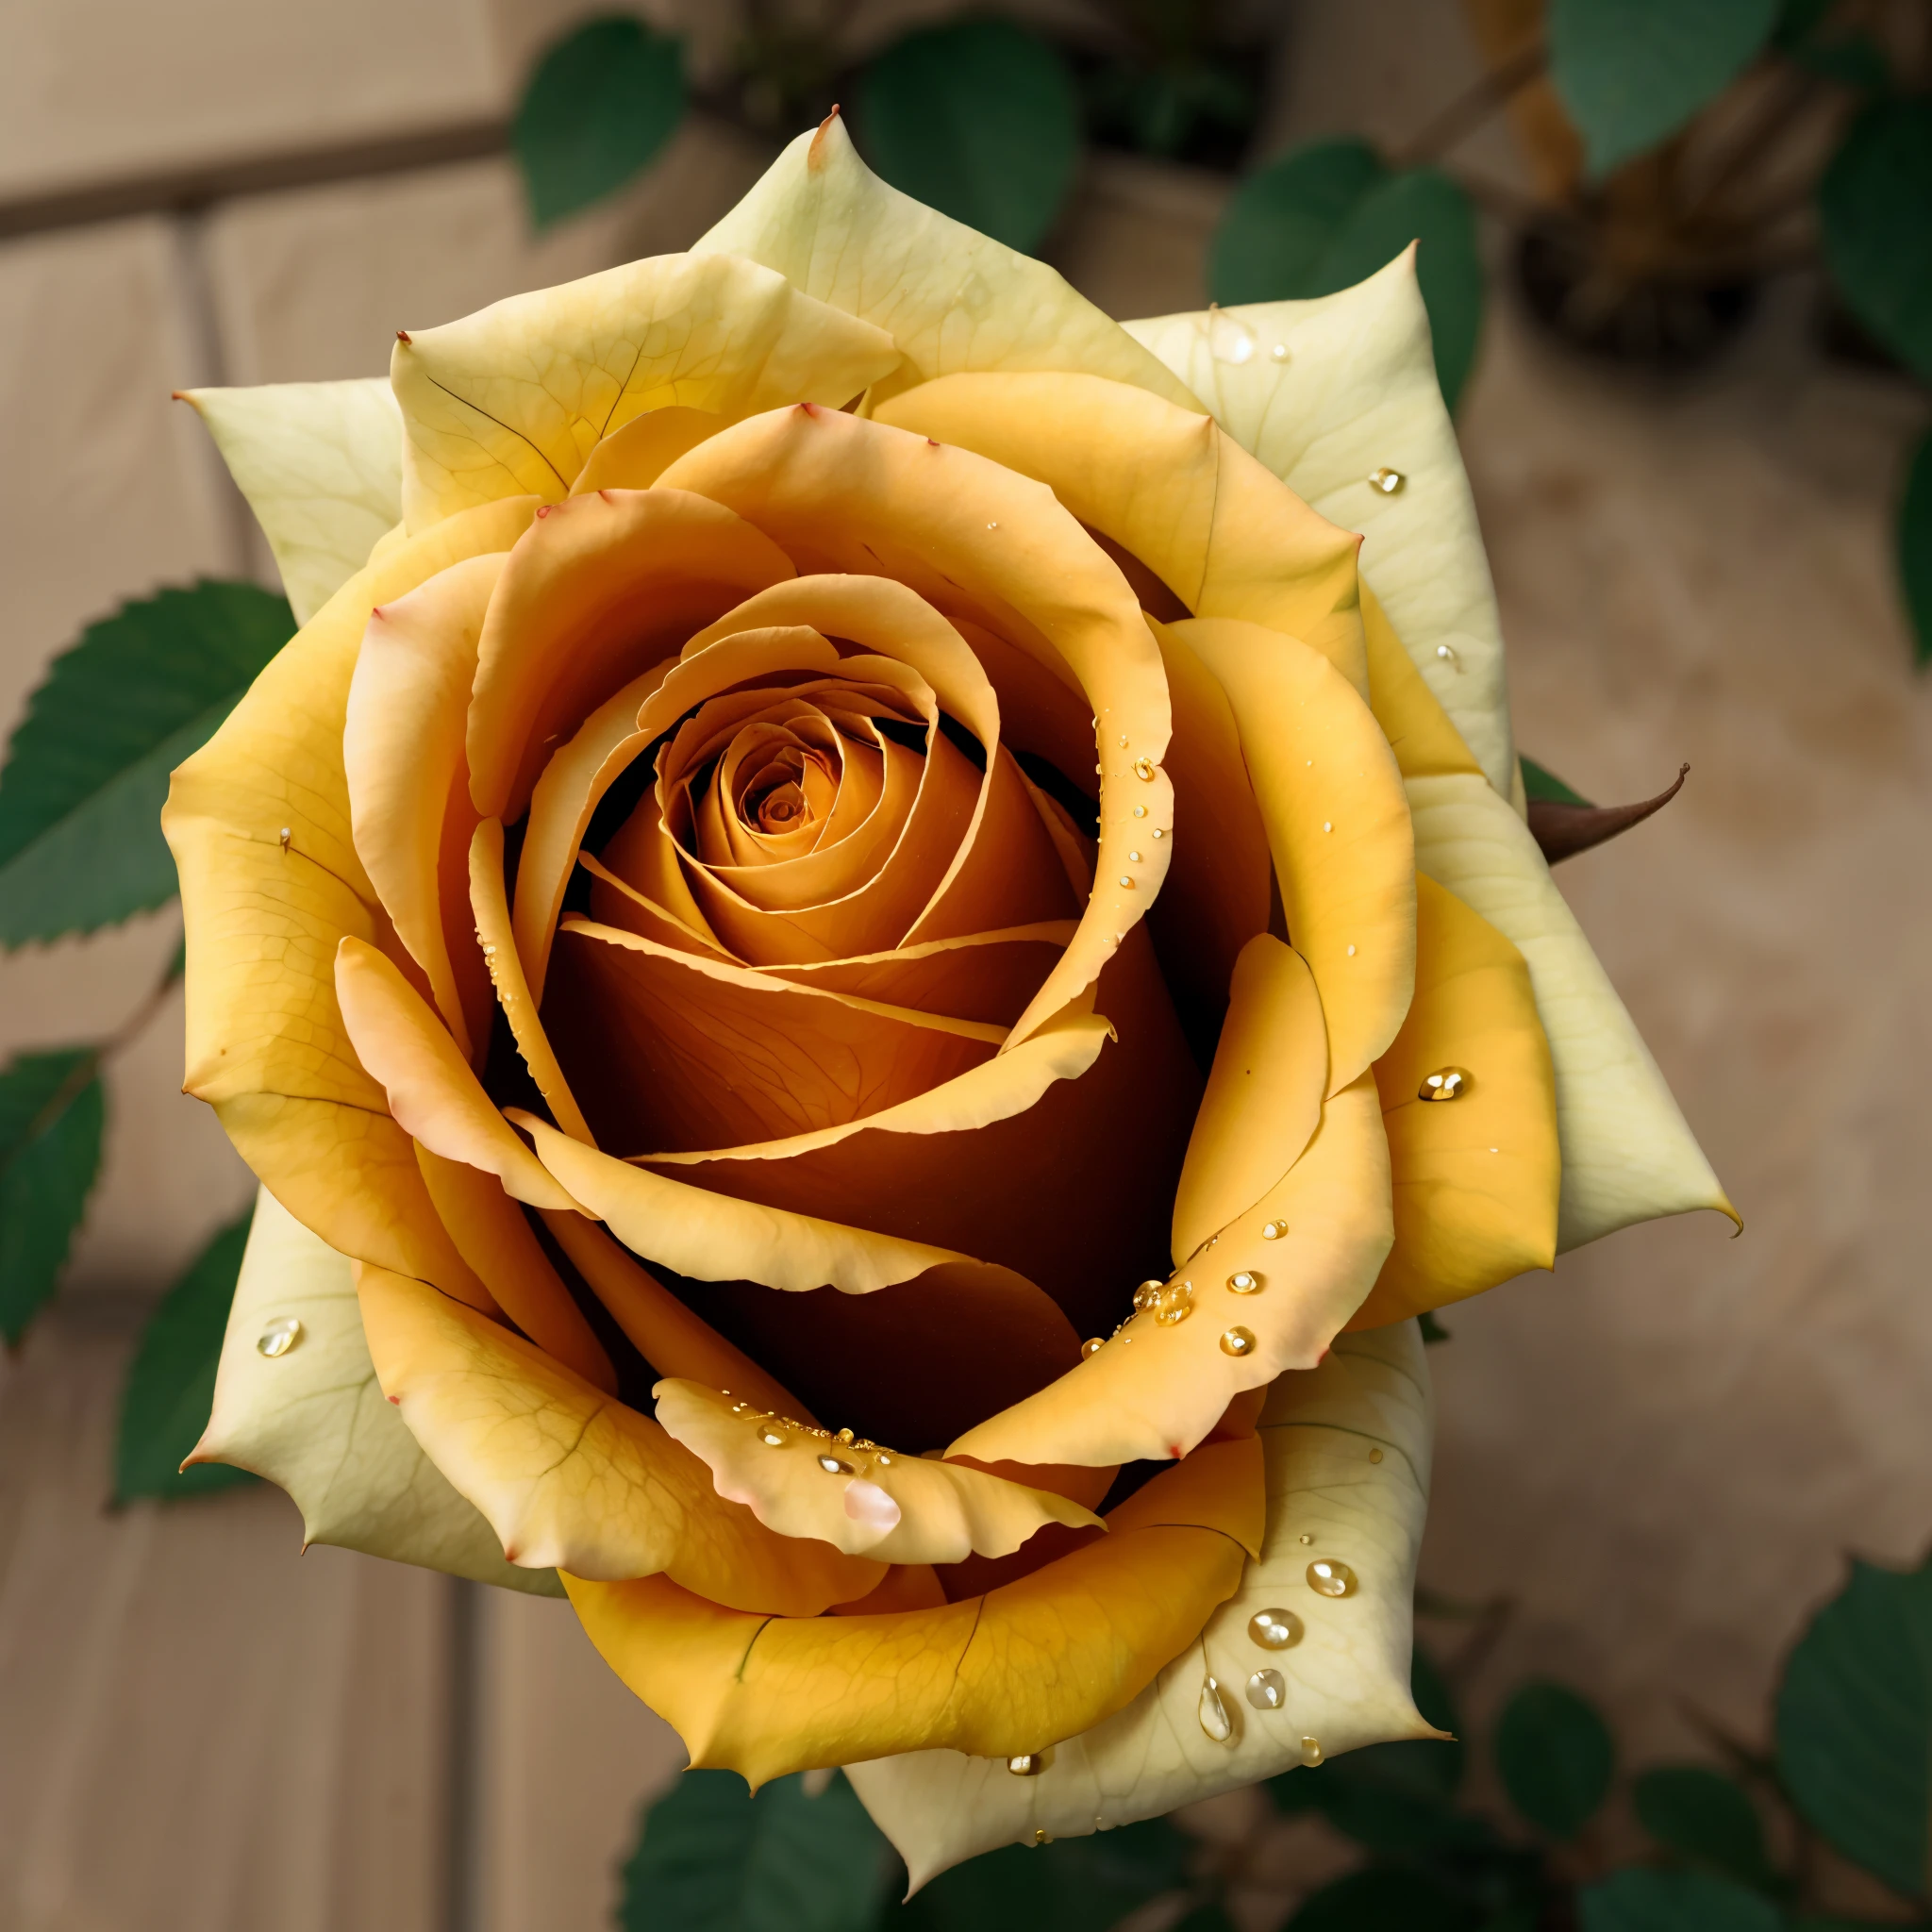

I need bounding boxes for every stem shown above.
[1392,39,1548,169]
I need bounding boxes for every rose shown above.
[170,115,1730,1877]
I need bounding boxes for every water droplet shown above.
[1133,757,1157,782]
[257,1316,302,1358]
[1208,307,1257,365]
[1119,874,1135,889]
[1301,1736,1324,1766]
[1271,341,1290,362]
[1031,1829,1052,1846]
[1128,850,1141,863]
[818,1454,854,1474]
[1346,944,1357,957]
[758,1425,789,1448]
[1082,1337,1105,1357]
[1133,1279,1166,1312]
[1323,820,1332,833]
[1298,1533,1314,1545]
[1369,1447,1384,1464]
[1220,1325,1257,1357]
[1154,1283,1195,1326]
[1151,827,1165,840]
[1227,1271,1262,1294]
[1307,1558,1357,1598]
[1198,1675,1233,1741]
[876,1452,895,1465]
[1262,1221,1288,1241]
[1249,1608,1303,1650]
[1246,1669,1287,1710]
[834,1426,856,1446]
[1419,1067,1470,1103]
[1368,466,1406,494]
[1008,1754,1046,1776]
[1435,644,1460,669]
[987,521,999,530]
[276,826,291,852]
[1132,805,1147,819]
[1118,735,1129,749]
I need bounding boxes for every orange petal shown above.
[653,1379,1100,1565]
[467,488,794,823]
[332,934,575,1212]
[570,406,738,494]
[1348,875,1559,1326]
[358,1263,882,1613]
[563,1435,1261,1783]
[948,1072,1392,1469]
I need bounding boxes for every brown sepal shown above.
[1529,763,1689,865]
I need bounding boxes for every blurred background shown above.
[1,0,1928,1926]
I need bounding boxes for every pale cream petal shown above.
[654,1380,1100,1565]
[1407,771,1733,1246]
[391,252,899,529]
[188,1186,560,1594]
[848,1324,1437,1884]
[1171,937,1327,1265]
[1124,255,1513,794]
[947,1072,1392,1469]
[515,1111,965,1293]
[181,379,403,625]
[695,113,1199,412]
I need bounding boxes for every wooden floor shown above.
[0,1298,684,1932]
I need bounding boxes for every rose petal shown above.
[570,405,737,495]
[1124,255,1517,794]
[343,551,502,1058]
[391,251,899,530]
[654,1379,1100,1564]
[1407,771,1735,1246]
[163,496,539,1287]
[695,112,1198,413]
[765,923,1074,1026]
[562,1436,1262,1786]
[947,1070,1391,1469]
[180,378,402,625]
[358,1263,884,1614]
[188,1186,560,1594]
[1349,876,1559,1325]
[847,1324,1436,1885]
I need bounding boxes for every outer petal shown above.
[188,1187,560,1595]
[696,113,1199,413]
[391,252,899,530]
[163,496,539,1288]
[1124,254,1516,795]
[948,1071,1393,1469]
[1407,771,1733,1246]
[358,1264,884,1615]
[1350,876,1559,1326]
[563,1437,1263,1786]
[181,378,403,625]
[847,1324,1437,1885]
[1172,616,1415,1097]
[654,1380,1100,1565]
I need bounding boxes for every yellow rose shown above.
[169,115,1731,1878]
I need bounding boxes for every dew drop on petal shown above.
[1262,1221,1288,1241]
[1208,308,1257,364]
[1307,1559,1357,1598]
[1436,644,1460,669]
[1134,757,1157,781]
[1369,466,1405,494]
[1008,1754,1046,1776]
[1298,1533,1314,1545]
[1132,804,1147,818]
[1154,1283,1195,1326]
[1220,1325,1257,1357]
[1369,1447,1384,1463]
[758,1425,789,1448]
[1119,875,1135,889]
[1419,1067,1471,1102]
[1249,1608,1303,1650]
[1302,1736,1324,1767]
[1198,1675,1233,1741]
[257,1317,302,1358]
[818,1454,854,1474]
[1227,1271,1262,1294]
[1246,1669,1287,1710]
[1082,1337,1105,1357]
[1271,341,1290,362]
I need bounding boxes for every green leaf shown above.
[513,15,686,229]
[618,1770,892,1932]
[896,1816,1191,1932]
[1775,1554,1932,1900]
[1821,101,1932,386]
[113,1213,258,1503]
[1520,757,1594,808]
[1577,1868,1782,1932]
[1287,1865,1483,1931]
[0,1049,104,1341]
[0,581,291,948]
[1631,1767,1775,1890]
[1549,0,1780,177]
[856,19,1082,256]
[1494,1681,1615,1840]
[1209,142,1483,408]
